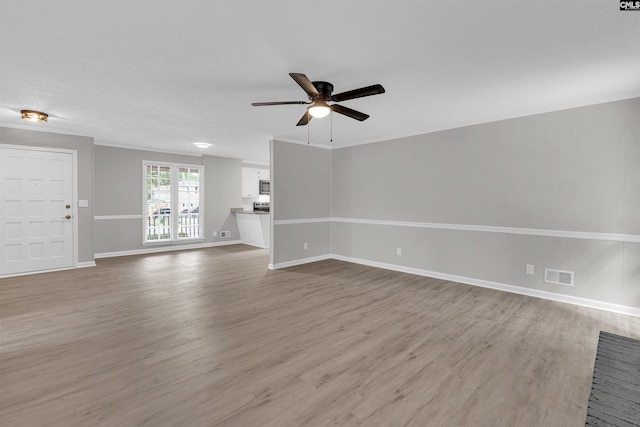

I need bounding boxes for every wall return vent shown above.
[544,268,574,286]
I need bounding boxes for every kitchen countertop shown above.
[235,211,270,215]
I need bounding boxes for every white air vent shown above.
[544,268,574,286]
[220,231,231,238]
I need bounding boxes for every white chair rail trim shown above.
[273,217,640,243]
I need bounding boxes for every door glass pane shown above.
[146,164,171,241]
[178,167,200,239]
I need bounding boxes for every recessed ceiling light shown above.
[21,110,48,123]
[193,142,212,149]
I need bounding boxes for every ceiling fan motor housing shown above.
[312,81,334,99]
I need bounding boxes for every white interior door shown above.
[0,147,75,275]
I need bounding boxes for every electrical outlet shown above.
[396,248,402,256]
[220,231,230,238]
[303,242,308,250]
[526,264,534,275]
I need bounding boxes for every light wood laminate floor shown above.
[1,245,638,427]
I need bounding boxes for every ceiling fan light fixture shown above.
[308,100,331,118]
[251,73,385,126]
[21,110,48,123]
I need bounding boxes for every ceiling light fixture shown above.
[193,142,212,149]
[21,110,48,123]
[308,99,331,118]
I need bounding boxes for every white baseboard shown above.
[1,261,97,278]
[77,261,97,268]
[95,240,243,259]
[1,267,74,279]
[242,242,269,249]
[269,254,331,270]
[270,252,640,318]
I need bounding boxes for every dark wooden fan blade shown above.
[331,104,369,121]
[331,84,385,102]
[251,101,308,106]
[296,111,312,126]
[290,73,319,97]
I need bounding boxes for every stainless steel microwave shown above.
[259,180,270,194]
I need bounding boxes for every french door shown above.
[0,145,76,275]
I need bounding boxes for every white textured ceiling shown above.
[1,1,639,163]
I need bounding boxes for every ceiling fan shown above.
[252,73,385,126]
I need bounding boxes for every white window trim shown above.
[142,160,205,246]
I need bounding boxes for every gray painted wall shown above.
[270,98,640,310]
[94,145,241,254]
[331,98,640,308]
[333,99,640,233]
[0,127,95,263]
[0,129,244,263]
[271,140,331,265]
[203,154,243,243]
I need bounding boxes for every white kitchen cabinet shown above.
[242,167,269,198]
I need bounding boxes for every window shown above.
[144,161,203,243]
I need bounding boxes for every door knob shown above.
[66,204,71,209]
[65,215,71,220]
